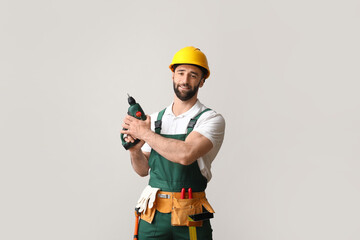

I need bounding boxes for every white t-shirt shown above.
[142,99,225,182]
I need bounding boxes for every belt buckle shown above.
[158,193,170,199]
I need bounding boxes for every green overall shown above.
[138,108,213,240]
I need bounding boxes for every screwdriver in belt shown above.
[188,189,197,240]
[180,188,193,199]
[181,188,197,240]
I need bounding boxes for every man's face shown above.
[172,65,204,101]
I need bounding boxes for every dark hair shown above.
[172,64,208,81]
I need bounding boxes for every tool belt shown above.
[140,191,215,227]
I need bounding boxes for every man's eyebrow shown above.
[176,69,200,76]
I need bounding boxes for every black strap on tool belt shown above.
[188,212,214,221]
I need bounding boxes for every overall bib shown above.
[138,108,213,240]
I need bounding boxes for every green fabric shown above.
[148,133,207,192]
[141,108,214,239]
[148,108,211,192]
[138,211,213,240]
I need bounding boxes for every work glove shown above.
[135,185,160,213]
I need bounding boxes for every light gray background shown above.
[1,0,359,239]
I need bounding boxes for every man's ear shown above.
[199,78,205,88]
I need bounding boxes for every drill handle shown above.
[121,131,141,150]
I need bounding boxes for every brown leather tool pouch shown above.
[171,197,214,227]
[171,198,199,226]
[139,191,215,227]
[140,204,157,223]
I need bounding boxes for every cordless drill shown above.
[121,94,147,150]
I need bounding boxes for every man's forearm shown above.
[121,115,212,166]
[129,148,150,177]
[142,130,210,166]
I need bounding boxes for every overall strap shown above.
[155,108,166,134]
[186,108,212,135]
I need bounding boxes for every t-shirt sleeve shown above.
[141,143,151,152]
[193,111,226,149]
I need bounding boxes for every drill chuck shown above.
[127,93,136,105]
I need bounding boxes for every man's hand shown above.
[121,115,151,141]
[121,115,151,176]
[123,135,145,152]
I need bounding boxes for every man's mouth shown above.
[179,85,190,91]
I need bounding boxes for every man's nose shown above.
[183,73,191,83]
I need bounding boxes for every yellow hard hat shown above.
[169,46,210,79]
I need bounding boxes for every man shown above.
[121,46,225,240]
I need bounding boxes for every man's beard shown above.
[173,81,201,101]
